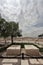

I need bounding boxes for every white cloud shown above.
[0,0,43,37]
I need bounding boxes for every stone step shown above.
[21,48,26,54]
[21,60,29,65]
[38,59,43,65]
[3,64,12,65]
[29,59,40,65]
[2,59,18,64]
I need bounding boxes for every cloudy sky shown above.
[0,0,43,37]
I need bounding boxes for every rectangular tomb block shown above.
[29,59,40,65]
[21,60,29,65]
[25,45,39,56]
[7,45,21,55]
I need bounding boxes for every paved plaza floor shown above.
[0,44,43,65]
[0,58,43,65]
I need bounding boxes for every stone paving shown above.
[2,59,21,65]
[21,59,29,65]
[0,59,43,65]
[0,45,43,65]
